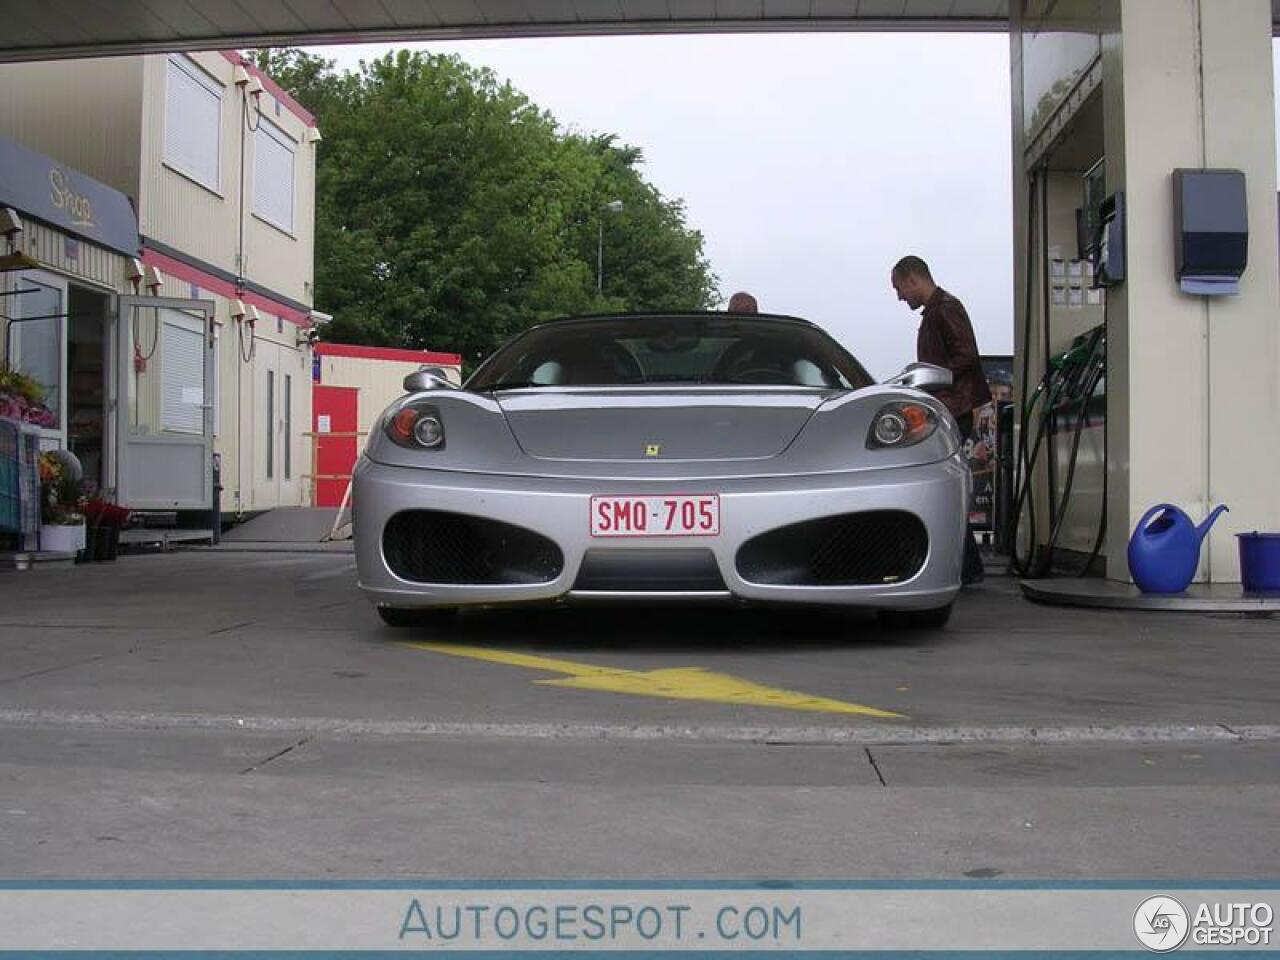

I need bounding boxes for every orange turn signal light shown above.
[391,407,420,442]
[901,403,930,435]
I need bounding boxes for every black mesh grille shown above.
[383,510,564,585]
[735,510,928,586]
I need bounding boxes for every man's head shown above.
[727,291,759,314]
[891,256,936,311]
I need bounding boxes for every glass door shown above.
[115,295,216,510]
[9,271,68,449]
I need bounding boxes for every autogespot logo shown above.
[1134,896,1191,952]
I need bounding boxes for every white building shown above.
[0,51,321,521]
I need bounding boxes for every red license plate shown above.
[590,495,720,538]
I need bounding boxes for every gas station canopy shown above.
[9,1,1014,63]
[9,1,1280,64]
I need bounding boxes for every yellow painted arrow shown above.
[405,641,905,718]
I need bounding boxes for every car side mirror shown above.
[403,366,457,393]
[885,362,952,392]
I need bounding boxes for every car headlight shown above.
[867,401,937,449]
[387,403,445,450]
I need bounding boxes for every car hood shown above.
[494,388,829,461]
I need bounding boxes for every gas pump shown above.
[1009,324,1106,577]
[1008,159,1114,578]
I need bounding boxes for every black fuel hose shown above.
[1040,354,1106,571]
[1009,166,1043,577]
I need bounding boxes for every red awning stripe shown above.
[315,342,462,366]
[219,52,317,129]
[140,248,311,327]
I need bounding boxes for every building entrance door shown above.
[250,340,305,510]
[8,270,67,451]
[67,285,111,495]
[114,295,216,510]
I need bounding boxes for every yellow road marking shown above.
[406,641,905,718]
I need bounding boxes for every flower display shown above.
[0,363,57,428]
[38,451,85,526]
[83,497,132,529]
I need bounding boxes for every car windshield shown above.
[466,315,874,391]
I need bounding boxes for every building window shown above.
[253,116,296,233]
[164,55,222,192]
[159,309,206,436]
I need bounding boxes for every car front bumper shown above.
[352,457,968,612]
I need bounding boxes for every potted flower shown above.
[38,450,86,554]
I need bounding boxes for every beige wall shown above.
[0,53,316,311]
[1198,2,1280,578]
[0,52,320,517]
[138,52,316,307]
[245,117,317,309]
[137,53,238,274]
[0,56,143,197]
[12,219,125,292]
[148,274,313,513]
[317,354,463,447]
[1016,0,1280,581]
[1103,0,1280,581]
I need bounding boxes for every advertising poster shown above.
[968,355,1014,529]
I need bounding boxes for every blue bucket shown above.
[1237,532,1280,593]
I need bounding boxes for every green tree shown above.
[251,49,719,364]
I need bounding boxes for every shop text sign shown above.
[0,133,138,255]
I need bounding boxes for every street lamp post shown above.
[597,199,623,293]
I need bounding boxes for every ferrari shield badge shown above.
[645,443,662,457]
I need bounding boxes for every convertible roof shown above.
[536,311,818,329]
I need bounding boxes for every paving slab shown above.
[0,728,1276,879]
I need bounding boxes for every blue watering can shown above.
[1127,503,1229,594]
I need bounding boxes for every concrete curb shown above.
[1021,578,1280,612]
[1,708,1276,746]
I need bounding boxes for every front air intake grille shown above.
[383,510,564,585]
[735,510,928,586]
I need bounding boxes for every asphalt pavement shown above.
[0,548,1276,879]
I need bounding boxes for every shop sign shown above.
[0,133,139,256]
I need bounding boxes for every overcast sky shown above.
[310,34,1013,380]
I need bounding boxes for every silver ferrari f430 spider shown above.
[353,312,968,628]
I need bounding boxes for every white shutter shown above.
[161,310,206,435]
[164,56,222,191]
[253,117,296,232]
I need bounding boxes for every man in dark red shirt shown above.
[891,255,991,584]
